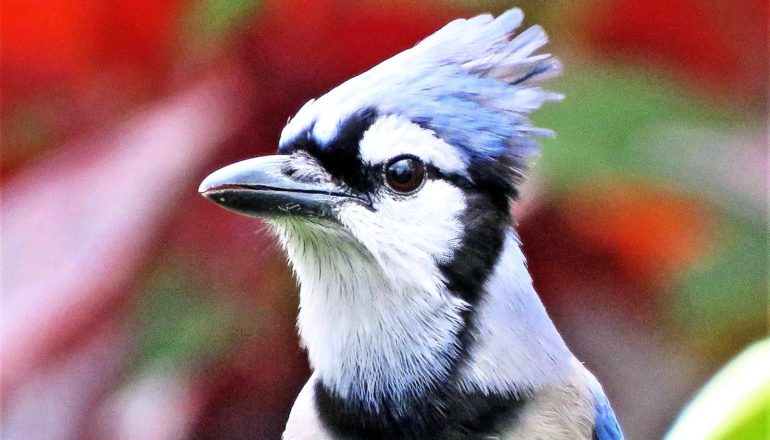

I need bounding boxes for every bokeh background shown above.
[2,1,768,439]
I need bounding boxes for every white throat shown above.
[270,220,572,407]
[269,219,467,408]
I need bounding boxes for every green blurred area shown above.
[676,219,768,343]
[131,261,259,373]
[534,66,767,348]
[665,339,770,440]
[534,67,736,188]
[183,0,263,42]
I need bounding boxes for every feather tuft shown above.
[280,8,562,195]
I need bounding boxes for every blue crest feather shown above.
[280,8,562,195]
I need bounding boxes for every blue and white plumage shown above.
[279,8,561,195]
[200,8,624,440]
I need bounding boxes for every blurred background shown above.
[1,1,768,439]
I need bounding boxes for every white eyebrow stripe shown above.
[358,115,468,175]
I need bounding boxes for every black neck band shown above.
[314,190,519,439]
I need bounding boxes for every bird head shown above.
[200,9,561,294]
[199,9,569,414]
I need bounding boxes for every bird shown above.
[199,8,624,440]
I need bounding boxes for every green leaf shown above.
[665,338,770,440]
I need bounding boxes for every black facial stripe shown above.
[439,189,510,305]
[425,165,474,189]
[279,108,379,193]
[285,109,520,437]
[410,118,525,199]
[278,111,513,201]
[427,164,519,205]
[466,156,521,200]
[313,190,514,439]
[437,189,512,435]
[314,379,527,440]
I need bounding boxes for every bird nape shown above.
[199,8,624,440]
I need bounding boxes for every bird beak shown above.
[199,155,366,219]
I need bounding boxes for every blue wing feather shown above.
[593,394,624,440]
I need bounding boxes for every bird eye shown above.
[385,156,425,193]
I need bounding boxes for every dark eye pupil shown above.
[385,158,425,193]
[390,161,413,183]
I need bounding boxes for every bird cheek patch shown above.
[336,179,465,270]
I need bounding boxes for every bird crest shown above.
[280,8,562,196]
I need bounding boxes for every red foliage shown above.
[519,181,713,322]
[1,0,185,174]
[1,0,182,100]
[1,78,245,392]
[2,1,464,438]
[585,0,769,102]
[562,183,712,281]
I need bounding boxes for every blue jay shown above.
[200,8,623,440]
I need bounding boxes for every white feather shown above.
[359,115,468,174]
[500,359,597,440]
[457,231,573,395]
[283,373,335,440]
[268,178,468,407]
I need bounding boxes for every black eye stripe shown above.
[279,109,379,193]
[279,109,479,195]
[425,164,474,189]
[373,161,472,190]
